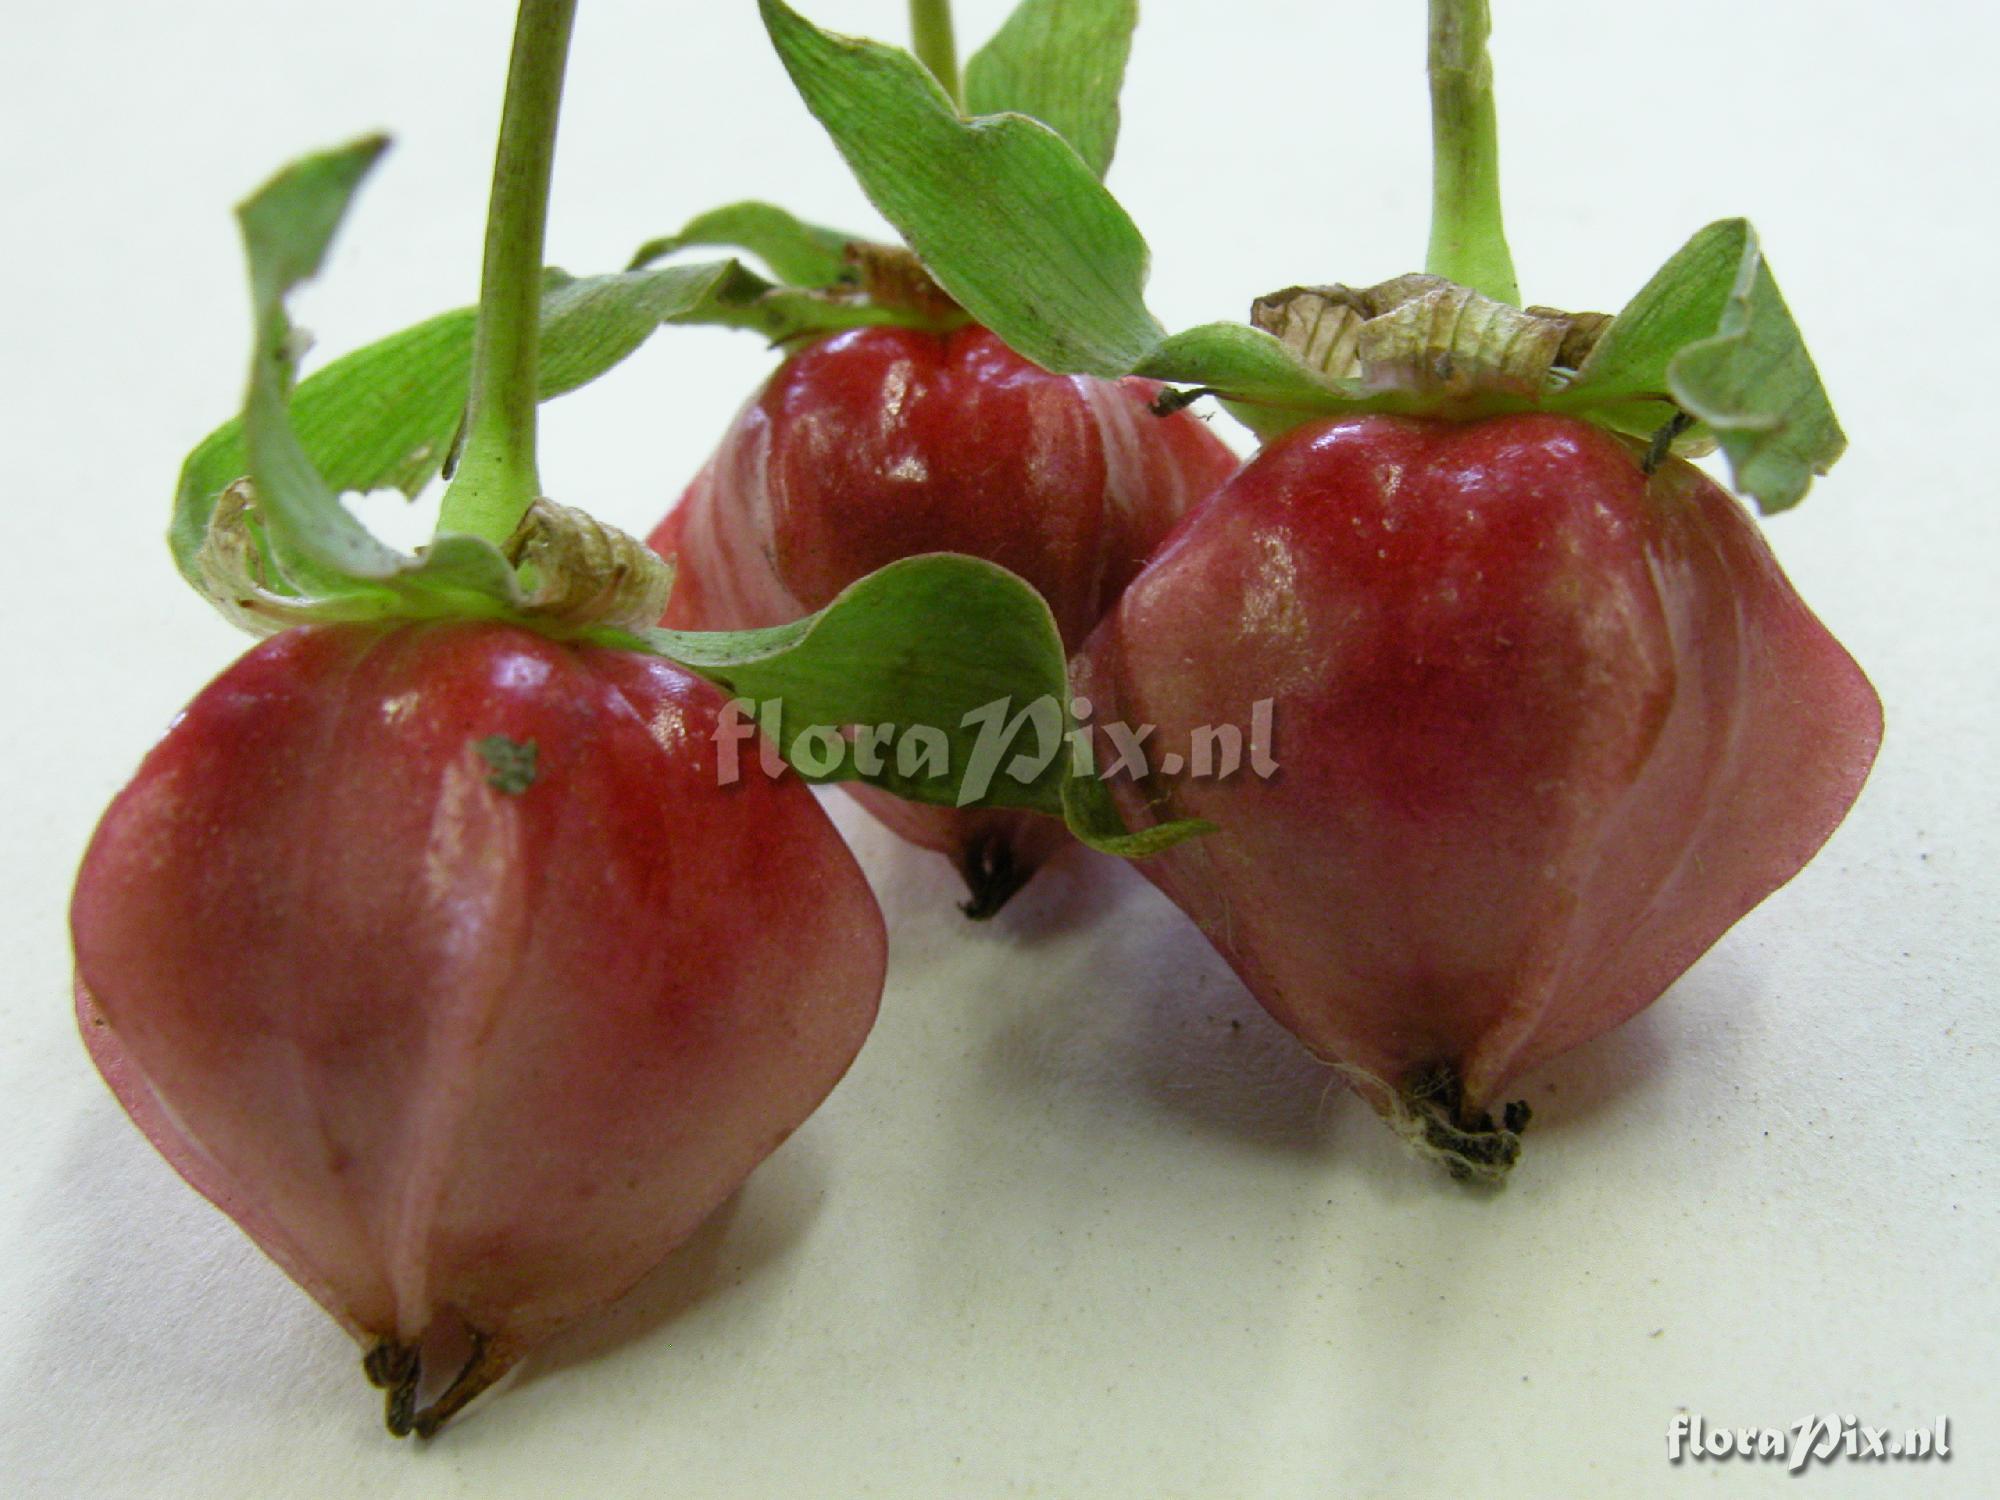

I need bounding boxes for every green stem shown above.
[908,0,962,108]
[1424,0,1519,305]
[437,0,578,545]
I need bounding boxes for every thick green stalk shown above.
[1425,0,1519,305]
[437,0,578,545]
[908,0,962,107]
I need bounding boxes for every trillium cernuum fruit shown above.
[650,320,1236,915]
[72,621,887,1434]
[638,0,1237,915]
[757,0,1881,1174]
[1076,413,1881,1175]
[88,0,1195,1437]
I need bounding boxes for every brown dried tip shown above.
[1337,1060,1530,1185]
[504,497,675,632]
[364,1330,519,1440]
[845,241,964,324]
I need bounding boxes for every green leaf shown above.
[631,205,990,344]
[1137,321,1349,413]
[1559,222,1744,404]
[1664,243,1844,514]
[236,137,416,593]
[1061,772,1215,858]
[627,200,861,287]
[173,306,471,582]
[642,553,1206,854]
[194,139,880,623]
[1557,219,1844,512]
[760,0,1161,376]
[183,143,1201,856]
[963,0,1136,180]
[174,256,816,598]
[238,136,392,318]
[544,260,773,363]
[651,554,1065,812]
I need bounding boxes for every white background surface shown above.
[2,2,1993,1495]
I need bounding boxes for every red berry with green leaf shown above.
[71,4,1182,1435]
[764,0,1882,1176]
[639,0,1237,917]
[652,321,1233,914]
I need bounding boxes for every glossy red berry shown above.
[71,620,887,1432]
[1078,413,1881,1169]
[652,323,1239,914]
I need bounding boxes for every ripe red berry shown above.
[1078,413,1881,1172]
[72,620,887,1431]
[652,323,1239,913]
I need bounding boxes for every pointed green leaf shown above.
[173,305,475,583]
[544,259,765,363]
[643,553,1205,853]
[760,0,1161,376]
[1561,221,1746,403]
[174,255,806,598]
[238,136,392,317]
[1137,321,1351,413]
[1557,219,1844,512]
[182,146,1201,854]
[191,138,888,625]
[964,0,1136,180]
[628,200,862,286]
[651,553,1066,812]
[223,137,529,622]
[1061,771,1215,858]
[1665,242,1844,514]
[236,138,413,588]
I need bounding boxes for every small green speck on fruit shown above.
[474,735,539,794]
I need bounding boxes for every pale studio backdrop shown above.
[0,3,1991,1496]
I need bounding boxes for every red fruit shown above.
[651,323,1239,914]
[1077,413,1881,1174]
[71,621,886,1433]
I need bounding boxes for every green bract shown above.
[642,557,1200,856]
[762,0,1158,373]
[1554,219,1845,512]
[962,0,1135,182]
[175,137,1199,855]
[759,0,1845,515]
[628,201,860,287]
[175,255,943,599]
[634,0,1142,354]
